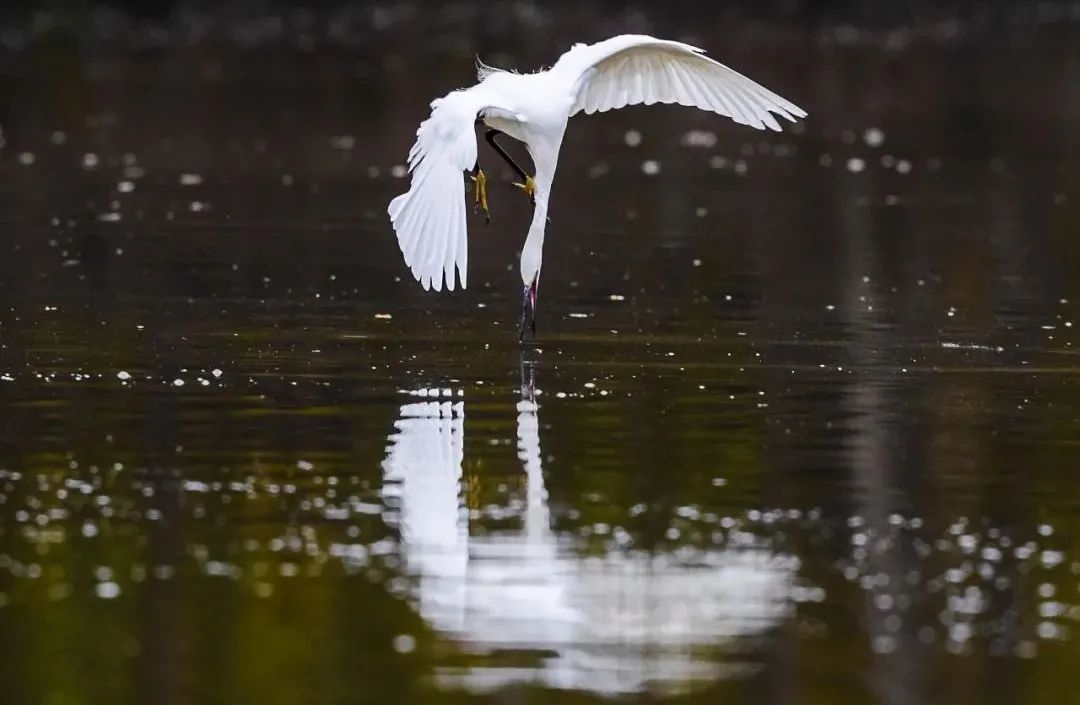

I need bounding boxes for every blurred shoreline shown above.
[1,0,1079,52]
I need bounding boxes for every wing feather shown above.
[555,34,806,132]
[388,90,484,292]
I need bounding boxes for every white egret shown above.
[388,34,807,338]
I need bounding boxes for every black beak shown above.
[518,280,538,342]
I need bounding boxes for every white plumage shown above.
[388,34,806,300]
[387,91,478,292]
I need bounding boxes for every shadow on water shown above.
[0,3,1079,705]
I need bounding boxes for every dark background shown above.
[0,3,1078,705]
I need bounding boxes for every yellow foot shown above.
[471,169,490,223]
[513,175,536,205]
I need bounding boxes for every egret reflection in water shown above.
[381,362,801,693]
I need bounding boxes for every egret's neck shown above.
[520,141,561,286]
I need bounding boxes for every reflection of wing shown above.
[381,397,467,630]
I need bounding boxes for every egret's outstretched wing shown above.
[388,91,482,292]
[554,34,806,131]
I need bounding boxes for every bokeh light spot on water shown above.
[863,127,885,147]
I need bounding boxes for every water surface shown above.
[1,5,1079,704]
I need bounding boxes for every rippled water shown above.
[1,4,1079,704]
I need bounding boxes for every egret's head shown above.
[519,247,542,288]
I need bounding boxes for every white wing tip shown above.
[411,269,465,293]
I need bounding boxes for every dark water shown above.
[1,5,1080,704]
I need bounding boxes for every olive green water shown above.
[1,6,1079,705]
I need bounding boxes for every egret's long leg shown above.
[469,163,490,223]
[485,130,536,206]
